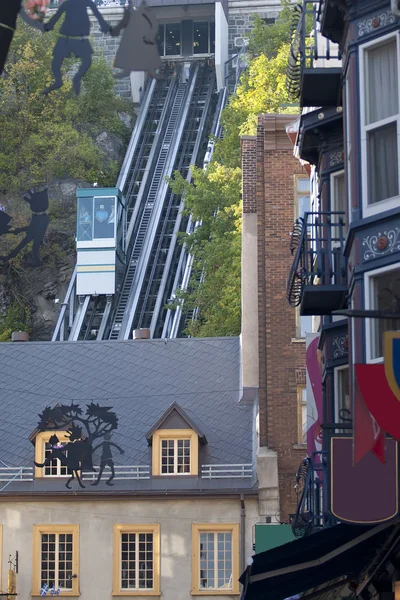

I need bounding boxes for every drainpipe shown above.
[240,494,246,573]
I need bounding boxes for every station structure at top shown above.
[52,0,282,342]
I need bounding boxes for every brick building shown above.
[241,114,308,523]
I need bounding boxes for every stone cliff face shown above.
[0,130,128,341]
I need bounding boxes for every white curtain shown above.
[367,39,398,124]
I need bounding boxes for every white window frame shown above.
[345,76,352,224]
[365,262,400,363]
[330,169,347,250]
[160,437,191,475]
[334,365,350,424]
[359,31,400,217]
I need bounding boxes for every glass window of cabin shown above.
[93,197,115,240]
[367,266,400,360]
[334,366,350,432]
[362,35,400,210]
[193,22,209,54]
[157,24,165,56]
[165,23,181,56]
[77,197,93,241]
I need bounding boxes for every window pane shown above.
[367,122,399,204]
[366,39,398,125]
[157,24,164,56]
[199,533,214,589]
[210,22,215,53]
[335,367,350,433]
[161,439,175,474]
[301,388,307,444]
[165,23,181,56]
[121,532,153,590]
[77,198,93,241]
[217,532,232,589]
[177,439,190,473]
[193,22,209,54]
[371,269,400,358]
[93,198,115,240]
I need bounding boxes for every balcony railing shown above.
[287,211,347,316]
[0,464,253,486]
[201,464,253,479]
[287,0,342,107]
[292,452,334,537]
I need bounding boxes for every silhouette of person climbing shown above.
[91,433,124,486]
[0,189,49,266]
[43,0,112,95]
[111,0,162,79]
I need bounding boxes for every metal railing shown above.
[287,211,347,308]
[201,464,253,479]
[292,452,333,537]
[0,464,253,483]
[82,465,150,481]
[0,467,33,482]
[287,0,341,100]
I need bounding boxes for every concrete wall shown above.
[1,496,259,599]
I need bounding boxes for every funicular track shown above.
[52,60,217,342]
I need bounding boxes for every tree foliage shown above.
[0,300,31,342]
[169,1,299,337]
[0,20,131,194]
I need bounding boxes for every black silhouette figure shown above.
[0,189,49,266]
[91,433,124,487]
[43,0,112,95]
[0,2,46,75]
[34,428,88,489]
[111,0,162,79]
[0,210,12,236]
[35,402,121,489]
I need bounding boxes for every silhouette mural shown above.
[42,0,112,95]
[111,1,162,79]
[0,189,49,267]
[35,402,122,489]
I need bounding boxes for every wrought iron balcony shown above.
[292,452,335,537]
[287,0,342,107]
[287,212,347,316]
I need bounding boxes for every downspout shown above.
[240,495,246,573]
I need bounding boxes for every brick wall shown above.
[243,114,308,522]
[241,136,257,213]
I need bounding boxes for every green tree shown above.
[0,301,31,342]
[167,164,242,338]
[247,1,295,59]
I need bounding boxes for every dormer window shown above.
[146,402,207,477]
[161,437,190,474]
[34,431,70,478]
[153,429,198,476]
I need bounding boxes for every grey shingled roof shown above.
[0,337,256,494]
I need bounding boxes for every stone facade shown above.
[241,115,308,523]
[1,496,259,599]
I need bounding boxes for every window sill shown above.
[32,594,79,598]
[112,592,160,597]
[291,338,306,344]
[293,444,307,450]
[191,592,240,596]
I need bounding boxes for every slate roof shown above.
[0,337,257,495]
